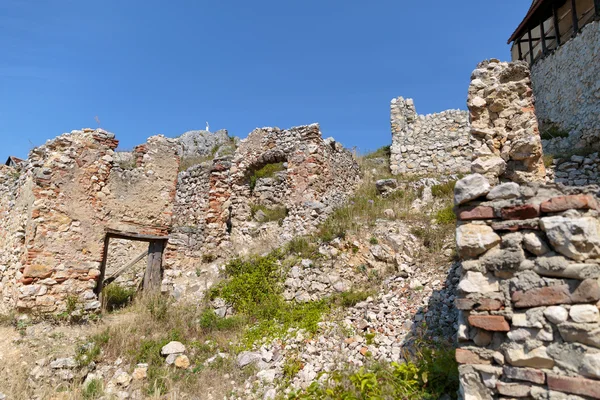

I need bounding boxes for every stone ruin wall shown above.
[454,60,600,399]
[532,21,600,155]
[468,59,546,185]
[390,97,471,175]
[0,129,180,314]
[228,124,360,253]
[0,165,32,314]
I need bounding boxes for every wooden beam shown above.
[143,241,163,293]
[102,249,149,287]
[553,2,562,46]
[527,29,535,64]
[105,228,169,242]
[571,0,579,35]
[595,0,600,16]
[95,235,111,295]
[517,39,523,60]
[540,20,548,55]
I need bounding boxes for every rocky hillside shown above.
[0,150,461,400]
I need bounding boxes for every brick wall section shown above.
[390,97,471,176]
[2,129,179,314]
[467,60,546,185]
[454,178,600,399]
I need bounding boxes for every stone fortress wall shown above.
[454,60,600,399]
[0,124,360,313]
[0,129,180,314]
[532,21,600,155]
[390,97,471,176]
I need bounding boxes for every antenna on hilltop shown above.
[206,121,210,132]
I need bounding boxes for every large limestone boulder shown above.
[454,174,491,205]
[540,216,600,261]
[456,224,501,258]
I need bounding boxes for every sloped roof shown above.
[508,0,547,44]
[5,156,24,166]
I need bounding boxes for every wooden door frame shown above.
[95,229,169,296]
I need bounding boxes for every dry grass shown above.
[71,294,258,398]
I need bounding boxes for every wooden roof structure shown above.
[508,0,599,64]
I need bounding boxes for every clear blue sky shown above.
[0,0,530,160]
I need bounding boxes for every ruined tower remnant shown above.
[390,97,471,176]
[454,59,600,399]
[467,59,546,184]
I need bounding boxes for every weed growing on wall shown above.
[249,162,285,191]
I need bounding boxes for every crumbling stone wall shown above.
[454,174,600,399]
[454,59,600,398]
[228,124,360,252]
[534,21,600,154]
[0,129,179,314]
[164,163,211,272]
[390,97,471,175]
[0,165,31,314]
[468,60,546,185]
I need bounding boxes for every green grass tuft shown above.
[249,162,285,191]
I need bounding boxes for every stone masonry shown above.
[390,97,471,175]
[534,21,600,155]
[455,175,600,400]
[468,59,546,185]
[228,124,360,253]
[0,129,180,314]
[454,60,600,399]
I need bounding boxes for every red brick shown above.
[512,285,571,308]
[540,194,599,213]
[475,298,504,311]
[455,348,491,365]
[503,366,545,384]
[501,204,540,220]
[468,315,510,331]
[547,374,600,399]
[458,206,495,221]
[455,297,503,311]
[496,382,531,397]
[455,298,477,310]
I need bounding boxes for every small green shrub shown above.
[82,378,103,399]
[285,236,320,258]
[212,252,330,347]
[287,341,459,399]
[363,145,391,160]
[103,284,135,311]
[336,291,371,307]
[540,124,570,140]
[283,356,304,380]
[65,294,79,314]
[369,237,378,245]
[249,162,285,191]
[76,329,110,367]
[434,205,456,225]
[543,154,554,168]
[199,309,246,332]
[145,295,171,322]
[431,181,456,198]
[202,253,216,263]
[250,204,288,224]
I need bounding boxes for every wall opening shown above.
[96,229,169,310]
